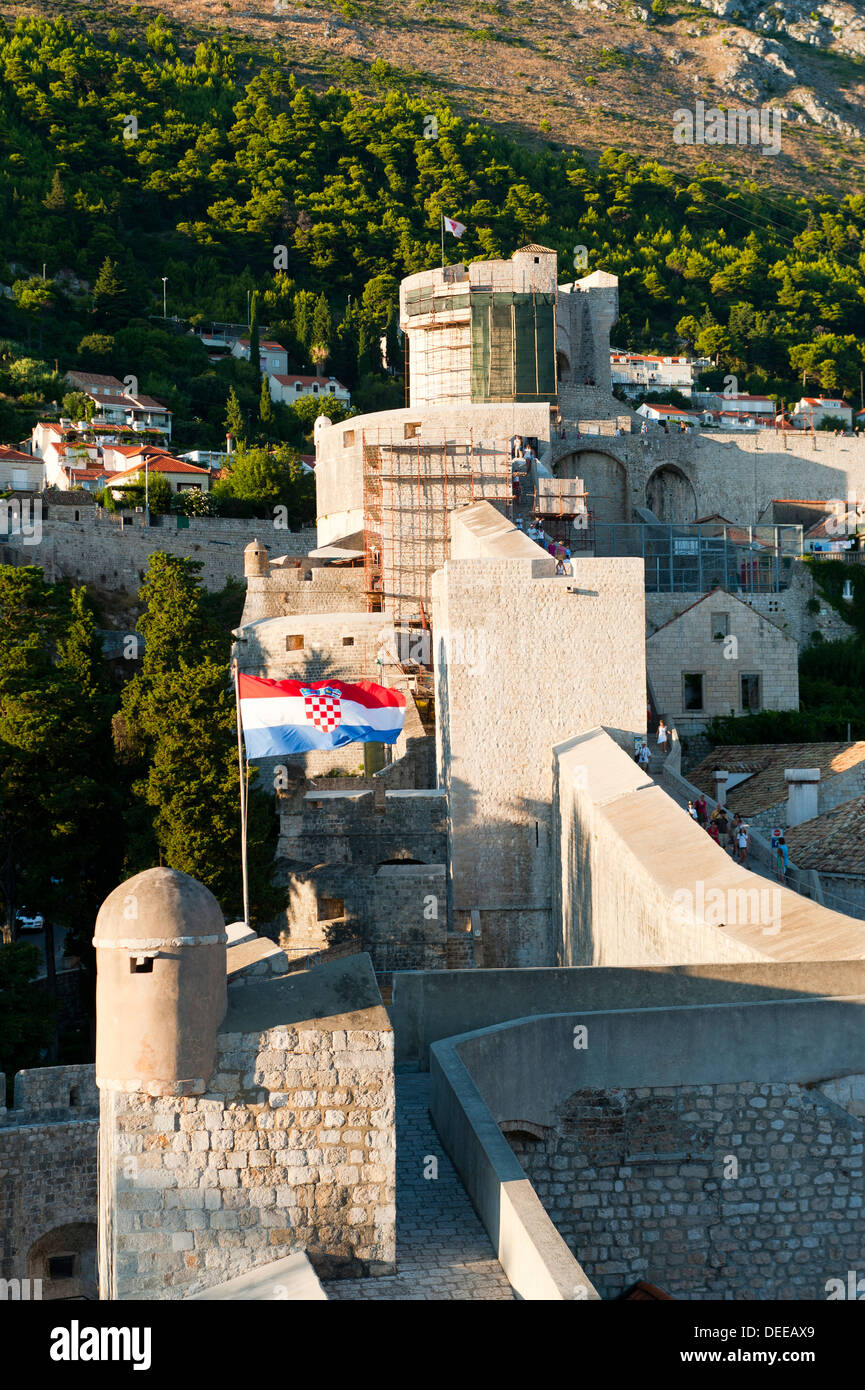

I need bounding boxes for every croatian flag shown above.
[237,674,407,757]
[443,215,466,239]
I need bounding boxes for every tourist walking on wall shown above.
[736,823,750,868]
[776,835,789,883]
[695,793,708,827]
[656,719,668,756]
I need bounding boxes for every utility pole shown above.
[162,277,168,319]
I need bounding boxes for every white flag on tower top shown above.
[443,216,466,238]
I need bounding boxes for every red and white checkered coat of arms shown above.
[300,685,343,732]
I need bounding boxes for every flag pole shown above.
[441,210,445,269]
[232,659,250,929]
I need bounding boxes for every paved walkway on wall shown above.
[322,1075,514,1301]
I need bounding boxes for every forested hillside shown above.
[1,11,864,448]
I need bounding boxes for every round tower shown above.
[92,868,228,1097]
[244,537,269,578]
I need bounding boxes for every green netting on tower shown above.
[470,292,556,402]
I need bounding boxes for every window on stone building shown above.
[48,1256,75,1281]
[343,430,355,447]
[711,612,728,640]
[286,635,304,651]
[683,672,704,711]
[404,423,421,439]
[342,636,354,646]
[740,673,762,712]
[318,896,344,920]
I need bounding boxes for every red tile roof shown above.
[66,371,125,390]
[238,339,287,353]
[0,446,36,462]
[785,797,865,873]
[108,456,209,482]
[688,743,865,816]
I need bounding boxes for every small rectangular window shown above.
[286,635,304,651]
[342,636,354,646]
[130,957,153,974]
[48,1256,75,1280]
[683,672,704,711]
[711,612,728,640]
[343,430,355,447]
[740,673,761,712]
[318,896,344,921]
[404,423,421,439]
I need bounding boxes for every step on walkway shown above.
[322,1075,515,1300]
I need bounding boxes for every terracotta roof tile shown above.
[785,797,865,874]
[688,743,865,816]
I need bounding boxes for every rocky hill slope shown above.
[8,0,865,195]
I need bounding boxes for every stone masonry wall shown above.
[433,549,646,967]
[508,1080,865,1300]
[0,1065,98,1287]
[100,1023,395,1298]
[6,510,317,593]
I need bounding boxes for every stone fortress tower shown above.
[94,867,394,1300]
[93,868,228,1098]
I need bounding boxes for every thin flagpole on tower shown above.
[232,659,250,928]
[441,210,445,269]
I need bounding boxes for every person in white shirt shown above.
[656,719,668,754]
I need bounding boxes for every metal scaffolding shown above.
[361,428,512,621]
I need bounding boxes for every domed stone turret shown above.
[244,537,269,578]
[93,868,228,1097]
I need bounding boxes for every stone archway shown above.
[556,450,629,526]
[646,465,698,523]
[28,1222,97,1300]
[556,350,571,386]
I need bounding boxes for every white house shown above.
[791,397,853,430]
[636,402,701,427]
[268,373,351,406]
[64,370,173,440]
[610,352,710,398]
[691,393,776,429]
[106,454,211,499]
[231,339,289,376]
[0,446,45,492]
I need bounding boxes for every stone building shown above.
[94,868,395,1299]
[0,1064,98,1300]
[432,502,647,966]
[646,589,798,733]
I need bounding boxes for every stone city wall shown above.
[434,514,646,968]
[0,1066,98,1290]
[509,1079,865,1300]
[100,1021,395,1298]
[4,510,317,593]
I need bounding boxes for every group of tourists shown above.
[687,799,752,866]
[642,719,791,881]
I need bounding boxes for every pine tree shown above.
[118,555,282,924]
[309,292,332,371]
[92,256,131,326]
[43,169,65,211]
[248,290,261,382]
[224,385,246,443]
[259,376,274,437]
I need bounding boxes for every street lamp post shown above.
[144,458,150,528]
[162,277,168,319]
